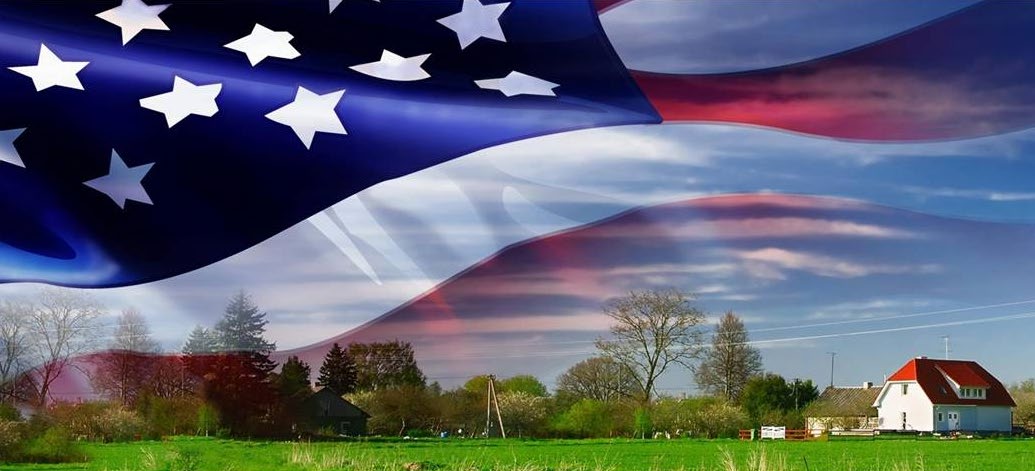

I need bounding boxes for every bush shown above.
[0,420,26,461]
[21,427,86,463]
[0,403,22,421]
[45,401,144,442]
[137,395,205,438]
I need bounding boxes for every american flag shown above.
[1,0,1034,291]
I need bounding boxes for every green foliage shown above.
[633,407,653,439]
[195,403,219,437]
[182,326,219,355]
[188,291,278,437]
[555,356,638,406]
[552,399,620,438]
[214,291,276,354]
[315,343,357,395]
[740,373,818,426]
[276,356,312,397]
[497,391,549,438]
[349,385,437,436]
[0,419,26,460]
[498,375,548,397]
[640,396,750,438]
[0,402,21,421]
[1011,379,1035,430]
[349,341,426,391]
[136,395,204,438]
[43,402,144,442]
[20,426,86,463]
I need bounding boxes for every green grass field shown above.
[4,437,1035,471]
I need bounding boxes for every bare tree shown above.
[0,301,32,403]
[26,288,103,406]
[694,311,763,401]
[91,309,161,405]
[556,356,638,403]
[110,308,160,353]
[595,289,706,404]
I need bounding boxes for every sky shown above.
[11,0,1035,396]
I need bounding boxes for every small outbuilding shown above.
[805,382,881,436]
[873,357,1015,433]
[303,387,370,436]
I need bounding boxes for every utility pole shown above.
[485,375,506,439]
[941,335,951,359]
[827,352,837,389]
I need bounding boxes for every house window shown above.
[901,412,907,430]
[901,384,908,395]
[962,388,969,398]
[937,412,943,422]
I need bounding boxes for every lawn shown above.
[4,436,1034,471]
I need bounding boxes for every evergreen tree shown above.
[195,291,278,436]
[316,343,357,394]
[694,311,763,401]
[182,325,218,355]
[214,291,276,353]
[276,355,312,397]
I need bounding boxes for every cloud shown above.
[903,186,1035,202]
[601,0,977,74]
[735,248,940,279]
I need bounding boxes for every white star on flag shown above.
[265,87,347,149]
[140,76,222,127]
[224,24,301,66]
[8,44,89,92]
[476,71,558,97]
[95,0,171,45]
[437,0,510,49]
[350,50,431,82]
[84,150,154,209]
[0,128,26,168]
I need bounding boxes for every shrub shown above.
[21,427,86,463]
[0,419,26,461]
[44,401,144,442]
[95,404,145,441]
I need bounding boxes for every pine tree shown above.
[277,355,312,398]
[197,290,278,436]
[316,342,357,394]
[694,311,763,401]
[214,290,276,354]
[182,325,218,354]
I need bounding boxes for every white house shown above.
[873,357,1015,433]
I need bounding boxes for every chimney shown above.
[863,381,874,389]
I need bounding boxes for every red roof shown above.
[886,358,1015,407]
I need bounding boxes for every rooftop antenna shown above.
[941,335,951,360]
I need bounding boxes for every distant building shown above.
[303,387,370,436]
[805,382,881,436]
[873,357,1015,433]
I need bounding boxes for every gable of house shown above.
[306,387,371,419]
[884,358,1014,407]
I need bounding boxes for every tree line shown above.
[2,287,818,445]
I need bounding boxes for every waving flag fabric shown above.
[2,0,1035,290]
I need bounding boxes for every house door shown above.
[947,412,960,431]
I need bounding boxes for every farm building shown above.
[804,382,881,436]
[303,387,371,436]
[873,357,1015,433]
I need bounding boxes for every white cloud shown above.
[735,248,940,279]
